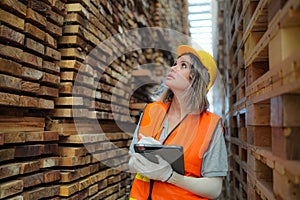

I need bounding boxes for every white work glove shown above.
[128,134,161,173]
[138,134,161,145]
[129,153,173,182]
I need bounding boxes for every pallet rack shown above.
[218,0,300,199]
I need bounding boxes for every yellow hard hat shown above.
[177,45,217,92]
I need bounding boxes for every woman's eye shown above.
[181,63,187,69]
[172,62,177,66]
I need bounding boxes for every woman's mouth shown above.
[166,74,175,80]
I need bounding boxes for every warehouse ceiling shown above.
[188,0,213,55]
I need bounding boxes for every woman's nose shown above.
[170,64,179,71]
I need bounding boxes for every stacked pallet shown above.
[218,0,300,199]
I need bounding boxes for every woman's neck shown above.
[170,97,190,119]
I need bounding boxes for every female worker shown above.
[128,45,228,199]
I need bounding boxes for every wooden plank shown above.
[274,170,300,200]
[19,172,43,188]
[53,108,88,118]
[43,185,60,198]
[6,195,24,200]
[24,23,46,42]
[0,25,25,45]
[59,134,106,144]
[0,180,23,199]
[19,95,38,107]
[44,131,59,141]
[47,8,65,26]
[38,98,54,109]
[78,177,90,190]
[0,74,22,91]
[14,144,44,158]
[272,127,300,160]
[271,94,300,127]
[65,12,86,27]
[247,125,272,146]
[43,61,60,74]
[59,182,79,197]
[60,48,87,61]
[0,92,19,106]
[22,187,46,200]
[55,97,83,106]
[0,8,24,31]
[0,57,22,76]
[45,46,62,61]
[0,0,27,17]
[39,157,60,168]
[19,160,40,174]
[46,20,62,37]
[4,132,25,143]
[45,33,57,48]
[0,163,21,179]
[21,81,40,94]
[59,146,88,157]
[43,143,59,155]
[88,184,98,196]
[56,60,82,71]
[43,169,60,183]
[60,71,94,86]
[21,52,43,68]
[269,27,300,69]
[41,72,60,86]
[0,122,44,133]
[246,103,270,126]
[59,35,87,49]
[0,44,23,62]
[51,0,67,16]
[39,85,59,97]
[24,131,44,142]
[25,38,45,55]
[60,155,91,167]
[26,8,47,28]
[24,131,59,143]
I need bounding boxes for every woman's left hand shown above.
[129,153,173,182]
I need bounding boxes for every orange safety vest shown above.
[130,102,221,200]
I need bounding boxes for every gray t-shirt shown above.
[129,114,228,177]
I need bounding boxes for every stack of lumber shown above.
[154,0,189,34]
[218,0,300,199]
[0,116,61,199]
[0,0,190,199]
[0,0,65,199]
[0,0,63,110]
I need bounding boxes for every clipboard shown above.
[134,144,184,175]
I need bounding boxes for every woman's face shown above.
[165,55,192,91]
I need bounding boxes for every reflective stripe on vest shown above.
[135,173,150,182]
[130,102,221,200]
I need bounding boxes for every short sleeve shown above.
[201,121,228,177]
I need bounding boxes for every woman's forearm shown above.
[167,172,223,199]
